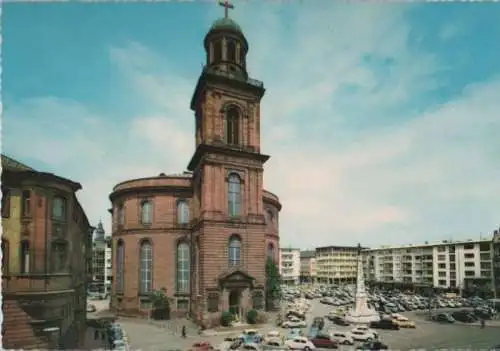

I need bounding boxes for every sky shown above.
[3,2,500,249]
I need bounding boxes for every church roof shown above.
[210,17,242,34]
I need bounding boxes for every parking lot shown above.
[108,298,500,350]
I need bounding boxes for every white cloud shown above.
[4,3,500,249]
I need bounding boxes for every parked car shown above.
[86,304,97,313]
[330,331,354,345]
[357,341,389,350]
[370,319,399,330]
[285,336,316,350]
[331,316,350,326]
[433,313,455,323]
[351,326,378,339]
[312,317,325,331]
[310,333,338,349]
[282,318,307,328]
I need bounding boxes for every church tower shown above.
[187,1,270,321]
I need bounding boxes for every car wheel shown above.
[343,341,350,345]
[304,348,311,351]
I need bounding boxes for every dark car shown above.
[433,313,455,323]
[310,333,338,349]
[312,317,325,330]
[332,316,350,326]
[452,311,477,323]
[357,341,389,350]
[370,319,400,330]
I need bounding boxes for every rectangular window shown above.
[207,293,219,313]
[52,196,67,221]
[437,246,446,252]
[438,255,446,261]
[438,271,446,277]
[464,253,475,259]
[465,270,475,277]
[1,188,11,218]
[464,244,475,250]
[117,204,125,226]
[438,263,446,269]
[22,190,31,217]
[480,243,491,252]
[438,279,446,285]
[465,262,475,268]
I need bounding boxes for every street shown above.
[100,299,500,350]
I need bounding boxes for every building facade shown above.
[363,239,494,294]
[109,12,281,324]
[491,227,500,298]
[315,246,359,285]
[1,154,92,349]
[91,221,113,295]
[299,250,316,284]
[279,248,300,285]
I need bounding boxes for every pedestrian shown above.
[181,325,186,338]
[481,318,485,329]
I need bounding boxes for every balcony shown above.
[2,274,74,294]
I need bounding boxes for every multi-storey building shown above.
[363,239,494,295]
[279,248,300,285]
[491,227,500,298]
[91,221,113,295]
[299,250,316,284]
[1,154,93,349]
[315,246,359,285]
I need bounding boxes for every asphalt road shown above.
[114,300,500,350]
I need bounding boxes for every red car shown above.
[310,334,338,349]
[189,341,214,351]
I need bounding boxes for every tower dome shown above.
[203,1,248,79]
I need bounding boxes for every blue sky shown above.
[3,2,500,248]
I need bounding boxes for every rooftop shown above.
[364,237,492,251]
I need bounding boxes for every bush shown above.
[246,309,258,324]
[220,311,234,327]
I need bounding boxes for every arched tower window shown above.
[140,200,153,225]
[227,40,236,62]
[267,243,274,260]
[228,235,241,266]
[139,240,153,294]
[176,241,190,293]
[266,209,274,224]
[177,200,190,224]
[52,196,67,221]
[227,173,241,217]
[20,240,30,274]
[116,240,125,292]
[2,239,9,275]
[213,40,222,63]
[224,106,240,145]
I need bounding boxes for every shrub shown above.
[246,309,258,324]
[220,311,234,327]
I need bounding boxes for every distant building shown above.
[315,246,359,285]
[299,250,316,284]
[91,221,112,294]
[1,154,93,349]
[491,227,500,298]
[279,248,301,285]
[363,238,494,295]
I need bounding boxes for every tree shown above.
[150,287,171,320]
[265,257,281,311]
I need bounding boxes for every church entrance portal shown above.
[229,289,242,321]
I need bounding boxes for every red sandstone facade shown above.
[109,15,281,323]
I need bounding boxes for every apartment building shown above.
[491,227,500,298]
[279,248,301,285]
[90,221,113,294]
[299,250,316,284]
[315,246,359,284]
[363,238,494,294]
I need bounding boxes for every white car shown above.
[350,330,374,342]
[330,331,354,345]
[351,326,378,339]
[285,336,316,350]
[282,319,307,328]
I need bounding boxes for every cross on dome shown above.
[218,0,234,19]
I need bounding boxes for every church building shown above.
[109,4,281,324]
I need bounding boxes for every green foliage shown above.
[221,311,234,327]
[246,309,258,324]
[265,258,281,299]
[150,287,170,309]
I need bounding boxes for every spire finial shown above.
[218,0,234,19]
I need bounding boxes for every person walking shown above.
[181,325,187,338]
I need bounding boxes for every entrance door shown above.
[229,289,241,319]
